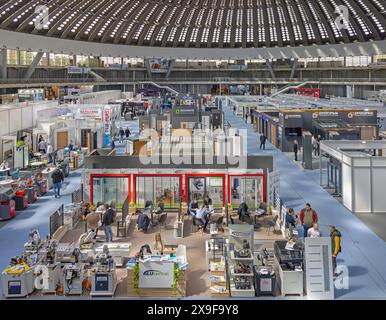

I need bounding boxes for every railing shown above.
[1,77,386,85]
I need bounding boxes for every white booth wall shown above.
[0,100,58,136]
[342,156,386,213]
[80,90,122,104]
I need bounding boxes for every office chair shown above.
[215,216,224,233]
[192,217,205,236]
[265,215,279,235]
[157,213,168,232]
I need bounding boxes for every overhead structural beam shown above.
[266,60,276,80]
[0,49,7,80]
[23,51,44,80]
[290,59,299,80]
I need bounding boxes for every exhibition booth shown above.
[320,140,386,214]
[253,108,379,152]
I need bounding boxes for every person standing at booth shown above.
[329,225,342,277]
[46,143,53,163]
[102,204,115,242]
[300,203,318,238]
[38,139,47,154]
[293,139,299,161]
[52,166,64,198]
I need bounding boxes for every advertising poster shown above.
[149,58,171,73]
[103,105,111,147]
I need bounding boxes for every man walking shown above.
[119,127,125,143]
[300,203,318,238]
[102,204,115,242]
[52,166,64,198]
[260,134,267,150]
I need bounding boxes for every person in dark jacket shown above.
[102,204,115,242]
[237,202,249,221]
[260,134,267,150]
[125,127,131,138]
[51,166,64,198]
[293,139,299,161]
[111,139,116,150]
[329,225,342,276]
[119,127,125,143]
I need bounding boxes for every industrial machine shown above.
[0,187,16,220]
[34,239,61,294]
[273,240,304,296]
[24,229,42,254]
[62,263,86,295]
[90,245,117,297]
[13,188,29,210]
[1,256,36,298]
[79,229,97,249]
[55,243,85,264]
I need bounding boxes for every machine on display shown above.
[90,245,117,297]
[0,187,16,220]
[62,263,86,296]
[1,229,42,298]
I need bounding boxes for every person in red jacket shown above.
[299,203,318,238]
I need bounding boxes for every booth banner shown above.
[76,108,102,119]
[67,66,91,74]
[139,261,174,289]
[148,58,171,73]
[103,106,111,147]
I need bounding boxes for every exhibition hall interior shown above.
[0,0,386,301]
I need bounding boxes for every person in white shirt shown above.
[46,143,53,163]
[38,140,47,154]
[307,223,322,238]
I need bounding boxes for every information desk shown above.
[127,247,188,297]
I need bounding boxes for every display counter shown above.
[126,245,188,297]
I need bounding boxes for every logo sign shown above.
[313,111,339,119]
[139,261,174,288]
[230,231,251,238]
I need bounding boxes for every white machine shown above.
[1,256,36,298]
[62,263,86,295]
[24,229,42,254]
[93,242,131,267]
[34,240,61,294]
[90,245,117,297]
[79,229,97,249]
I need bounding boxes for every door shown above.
[360,126,375,140]
[188,176,224,208]
[56,131,68,150]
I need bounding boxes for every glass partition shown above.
[229,176,264,209]
[92,176,129,209]
[187,176,224,208]
[136,175,181,209]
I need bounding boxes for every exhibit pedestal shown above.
[127,268,187,297]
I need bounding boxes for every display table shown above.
[0,168,10,177]
[127,246,188,297]
[0,179,14,188]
